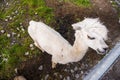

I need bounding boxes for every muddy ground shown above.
[1,0,120,80]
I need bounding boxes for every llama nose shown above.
[103,47,108,52]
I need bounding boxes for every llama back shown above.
[28,20,72,56]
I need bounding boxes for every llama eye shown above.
[87,35,95,40]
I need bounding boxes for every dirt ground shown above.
[102,56,120,80]
[13,0,120,80]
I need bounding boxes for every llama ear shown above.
[72,23,81,30]
[29,20,35,25]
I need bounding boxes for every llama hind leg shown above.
[34,42,45,52]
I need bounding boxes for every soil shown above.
[102,56,120,80]
[17,50,103,80]
[4,0,120,80]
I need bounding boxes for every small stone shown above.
[15,10,18,14]
[54,73,57,76]
[12,32,16,36]
[11,42,15,45]
[6,16,10,18]
[64,69,67,72]
[75,74,79,79]
[30,47,34,50]
[20,22,22,25]
[20,26,23,28]
[45,74,49,80]
[63,78,66,80]
[12,12,15,15]
[79,68,81,70]
[99,8,102,10]
[13,16,16,18]
[35,12,38,15]
[81,71,84,74]
[17,27,20,31]
[17,34,20,37]
[66,76,70,80]
[17,13,19,16]
[7,34,11,38]
[30,44,34,48]
[41,79,44,80]
[11,41,16,45]
[13,40,16,43]
[5,19,8,21]
[74,66,78,71]
[21,28,25,32]
[70,69,74,73]
[59,75,63,78]
[14,68,18,73]
[3,58,8,62]
[1,30,4,33]
[9,17,12,20]
[25,52,29,55]
[6,3,9,6]
[110,1,113,3]
[38,65,43,70]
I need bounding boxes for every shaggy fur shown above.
[28,18,108,68]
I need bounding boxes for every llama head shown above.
[72,18,108,54]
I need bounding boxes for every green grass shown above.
[0,0,54,79]
[65,0,91,7]
[22,0,54,23]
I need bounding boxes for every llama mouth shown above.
[97,49,106,55]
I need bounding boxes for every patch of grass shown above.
[0,1,19,19]
[0,45,21,79]
[22,0,54,23]
[0,11,6,19]
[65,0,91,7]
[0,0,54,79]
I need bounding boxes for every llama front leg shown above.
[52,61,57,68]
[52,56,57,68]
[34,42,45,52]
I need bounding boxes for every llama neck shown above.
[71,31,88,60]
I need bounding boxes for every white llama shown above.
[28,18,108,68]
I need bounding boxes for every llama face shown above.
[81,30,108,54]
[72,18,108,54]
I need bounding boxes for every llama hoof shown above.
[52,62,57,68]
[14,76,26,80]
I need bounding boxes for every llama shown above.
[28,18,108,68]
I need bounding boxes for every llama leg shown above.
[34,42,44,52]
[52,56,57,68]
[52,61,57,68]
